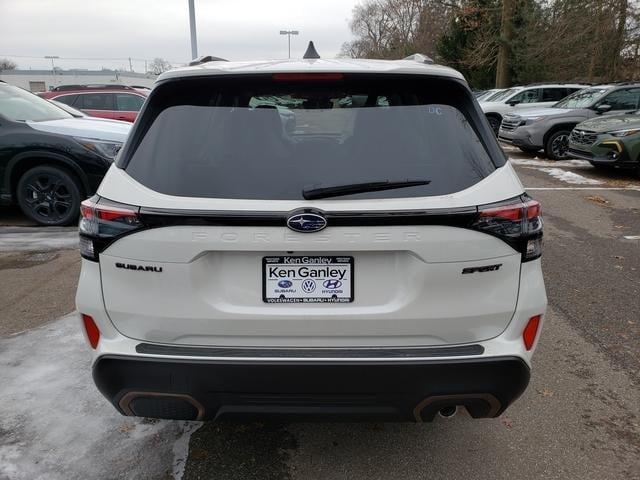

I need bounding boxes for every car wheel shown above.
[487,116,501,136]
[16,165,82,226]
[545,130,571,160]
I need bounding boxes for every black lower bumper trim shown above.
[93,356,530,422]
[134,343,485,358]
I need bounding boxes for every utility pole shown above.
[44,55,60,85]
[188,0,198,60]
[44,55,59,72]
[495,0,515,88]
[128,57,133,72]
[279,30,299,59]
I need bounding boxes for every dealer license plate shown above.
[263,256,354,303]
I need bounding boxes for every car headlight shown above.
[74,137,123,161]
[609,128,640,137]
[523,116,545,125]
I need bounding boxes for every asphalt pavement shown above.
[0,150,639,480]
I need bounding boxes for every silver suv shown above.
[498,84,640,159]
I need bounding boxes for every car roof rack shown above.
[51,84,136,92]
[188,55,229,66]
[402,53,434,65]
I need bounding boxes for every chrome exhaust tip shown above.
[438,406,458,418]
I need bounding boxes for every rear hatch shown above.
[86,72,540,348]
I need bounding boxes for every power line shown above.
[0,54,184,65]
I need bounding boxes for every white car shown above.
[76,48,547,422]
[480,83,588,134]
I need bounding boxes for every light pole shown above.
[188,0,198,60]
[279,30,299,59]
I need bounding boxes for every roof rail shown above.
[403,53,434,65]
[51,84,135,91]
[188,55,228,66]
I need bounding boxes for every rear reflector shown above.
[81,314,100,349]
[523,315,541,351]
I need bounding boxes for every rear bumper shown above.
[93,355,530,422]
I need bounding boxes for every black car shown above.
[0,81,130,225]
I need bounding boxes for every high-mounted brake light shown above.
[79,197,142,261]
[473,196,543,262]
[272,73,344,82]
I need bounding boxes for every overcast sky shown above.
[0,0,359,72]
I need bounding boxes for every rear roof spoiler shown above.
[188,55,229,66]
[402,54,434,65]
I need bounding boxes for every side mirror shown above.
[595,104,612,114]
[507,100,520,106]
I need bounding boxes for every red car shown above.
[38,85,148,122]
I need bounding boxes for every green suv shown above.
[568,113,640,176]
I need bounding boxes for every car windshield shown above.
[122,74,499,200]
[553,88,607,109]
[0,84,73,122]
[484,88,517,102]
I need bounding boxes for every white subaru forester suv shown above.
[76,49,547,422]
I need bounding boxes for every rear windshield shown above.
[121,74,499,200]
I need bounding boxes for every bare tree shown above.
[147,58,172,75]
[0,58,17,70]
[495,0,515,87]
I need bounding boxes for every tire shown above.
[487,116,501,136]
[544,130,571,160]
[16,165,82,226]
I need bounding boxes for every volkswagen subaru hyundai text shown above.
[76,50,547,422]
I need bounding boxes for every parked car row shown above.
[479,83,589,134]
[477,81,640,175]
[0,80,131,225]
[38,84,148,122]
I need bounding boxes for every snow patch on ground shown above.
[0,314,201,480]
[0,227,78,252]
[509,158,592,168]
[537,168,604,185]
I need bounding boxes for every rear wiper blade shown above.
[302,179,430,200]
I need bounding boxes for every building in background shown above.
[0,69,157,91]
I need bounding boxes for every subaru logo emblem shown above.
[286,211,327,233]
[278,280,293,288]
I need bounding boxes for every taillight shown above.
[81,313,100,349]
[79,196,142,261]
[523,315,542,351]
[473,195,543,262]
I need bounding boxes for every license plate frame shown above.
[262,255,354,304]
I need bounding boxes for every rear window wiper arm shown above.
[302,179,431,200]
